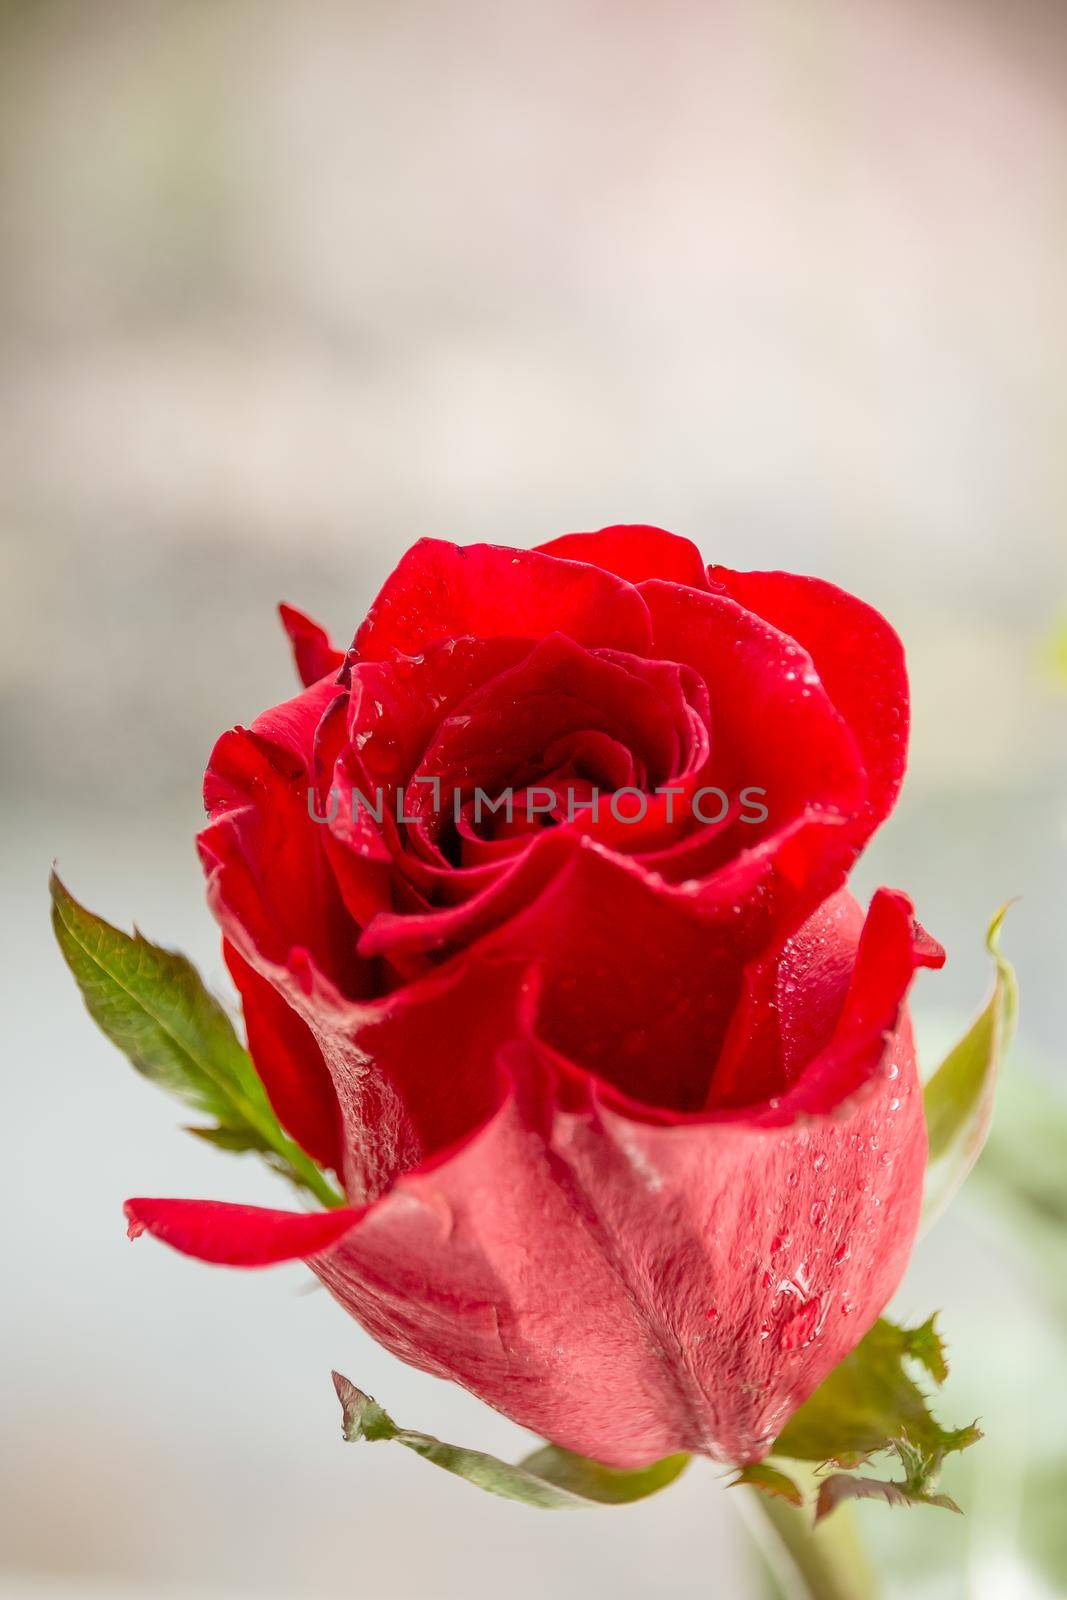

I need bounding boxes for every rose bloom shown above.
[128,526,942,1467]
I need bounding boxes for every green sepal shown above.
[730,1461,804,1508]
[814,1438,961,1523]
[50,870,343,1210]
[766,1316,979,1523]
[922,904,1017,1233]
[333,1374,688,1509]
[773,1316,979,1470]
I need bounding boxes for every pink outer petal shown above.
[308,1023,925,1466]
[127,889,934,1469]
[536,524,711,589]
[304,889,933,1466]
[124,1198,362,1265]
[352,539,653,660]
[707,567,908,838]
[278,603,346,688]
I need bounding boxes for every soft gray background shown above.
[2,1,1066,1596]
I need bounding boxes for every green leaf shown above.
[516,1440,689,1505]
[815,1464,960,1523]
[814,1436,961,1522]
[903,1314,950,1386]
[332,1374,688,1509]
[50,870,343,1210]
[922,904,1017,1233]
[770,1317,977,1524]
[730,1461,804,1507]
[772,1316,980,1498]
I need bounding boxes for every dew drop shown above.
[779,1297,822,1351]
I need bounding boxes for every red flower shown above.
[128,526,940,1466]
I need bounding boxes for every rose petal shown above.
[124,1197,361,1265]
[278,603,345,688]
[223,941,345,1174]
[139,892,934,1468]
[537,524,711,590]
[303,886,931,1465]
[707,567,908,839]
[705,887,941,1114]
[200,681,371,1001]
[641,578,869,911]
[354,540,653,660]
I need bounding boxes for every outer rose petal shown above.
[228,938,533,1206]
[223,942,345,1175]
[278,602,345,688]
[124,1198,361,1265]
[707,567,908,837]
[199,679,371,1001]
[309,889,933,1466]
[536,524,711,589]
[353,539,653,660]
[130,891,934,1468]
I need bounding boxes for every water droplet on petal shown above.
[779,1296,823,1351]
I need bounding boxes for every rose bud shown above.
[126,525,941,1466]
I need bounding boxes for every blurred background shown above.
[2,0,1067,1595]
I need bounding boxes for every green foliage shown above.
[332,1374,689,1509]
[922,905,1017,1233]
[50,871,342,1209]
[730,1462,803,1507]
[814,1439,961,1521]
[770,1316,979,1523]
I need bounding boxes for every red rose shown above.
[128,525,941,1467]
